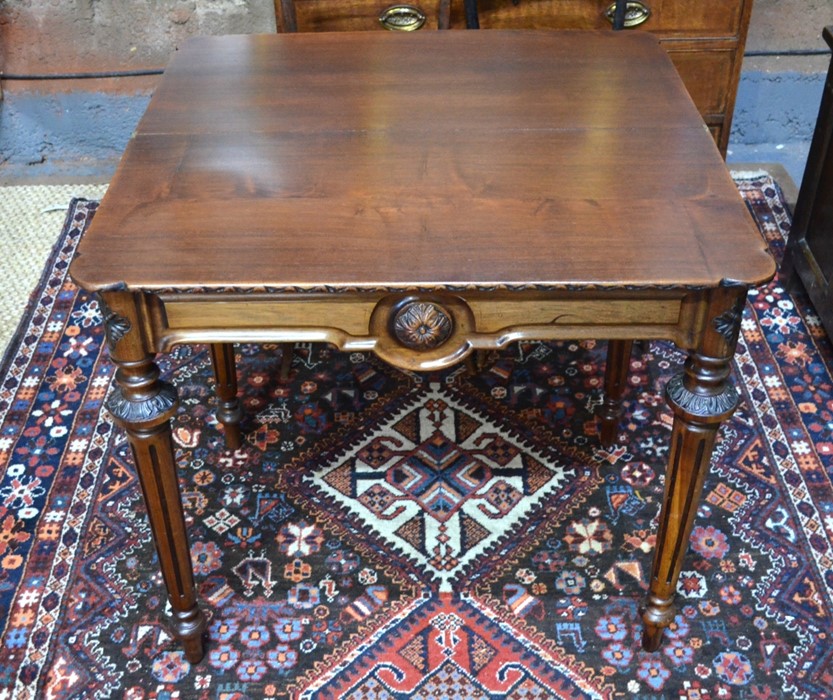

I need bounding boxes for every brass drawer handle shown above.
[604,1,651,28]
[379,4,427,31]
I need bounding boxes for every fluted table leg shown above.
[100,292,207,663]
[642,286,746,651]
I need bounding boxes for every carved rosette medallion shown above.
[392,301,453,350]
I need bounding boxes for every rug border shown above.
[0,198,95,379]
[7,175,830,697]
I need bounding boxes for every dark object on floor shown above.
[782,26,833,341]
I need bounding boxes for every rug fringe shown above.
[729,168,772,179]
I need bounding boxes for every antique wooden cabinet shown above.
[275,0,754,155]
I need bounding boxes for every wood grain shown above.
[270,0,753,153]
[72,31,773,294]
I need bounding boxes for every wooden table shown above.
[70,30,775,664]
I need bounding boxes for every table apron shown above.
[146,292,699,370]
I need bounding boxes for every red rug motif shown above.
[0,174,831,698]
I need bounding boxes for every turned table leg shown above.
[101,292,207,663]
[209,343,243,450]
[279,342,294,382]
[642,286,745,651]
[598,339,634,447]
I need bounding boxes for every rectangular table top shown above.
[71,30,775,294]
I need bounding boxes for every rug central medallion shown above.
[307,383,576,591]
[385,431,492,521]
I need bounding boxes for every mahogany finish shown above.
[71,31,774,664]
[74,32,767,292]
[275,0,754,155]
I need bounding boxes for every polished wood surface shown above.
[72,31,771,293]
[272,0,754,154]
[70,31,775,664]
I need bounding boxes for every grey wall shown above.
[0,0,277,74]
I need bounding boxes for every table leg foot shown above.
[641,622,664,652]
[174,607,208,663]
[210,343,243,449]
[598,339,633,447]
[640,593,675,651]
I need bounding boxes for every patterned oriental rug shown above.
[1,174,831,699]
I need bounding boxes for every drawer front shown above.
[455,0,746,37]
[287,0,444,31]
[666,47,734,115]
[707,124,724,149]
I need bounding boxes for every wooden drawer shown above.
[285,1,747,39]
[286,0,446,31]
[665,45,735,115]
[452,0,745,38]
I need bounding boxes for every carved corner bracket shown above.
[712,294,746,347]
[97,295,132,351]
